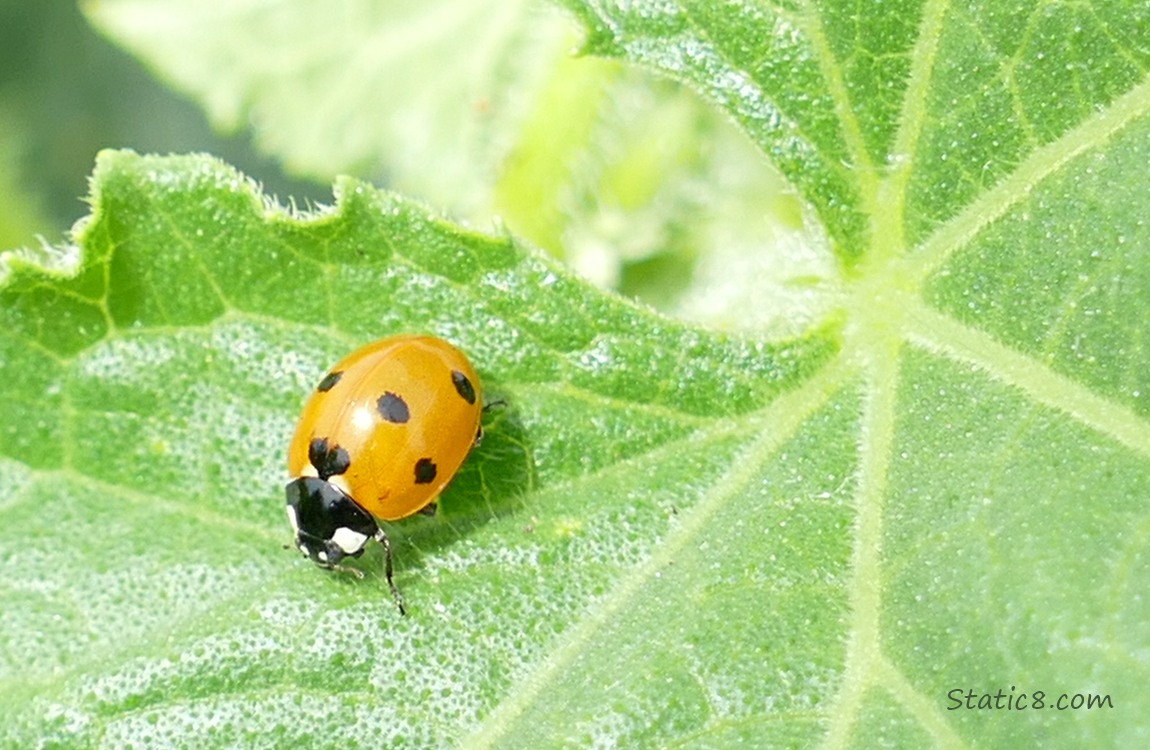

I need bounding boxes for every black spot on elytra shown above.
[316,370,343,392]
[309,437,351,479]
[451,370,476,405]
[377,392,410,423]
[414,458,437,484]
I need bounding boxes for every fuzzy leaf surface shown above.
[0,151,837,748]
[4,0,1150,746]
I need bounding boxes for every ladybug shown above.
[285,335,484,614]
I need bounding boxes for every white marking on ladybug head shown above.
[285,505,300,535]
[328,474,351,496]
[300,463,319,478]
[331,526,369,555]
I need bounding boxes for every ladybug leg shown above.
[375,529,406,616]
[476,398,507,447]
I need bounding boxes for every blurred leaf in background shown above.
[81,0,818,326]
[0,0,326,248]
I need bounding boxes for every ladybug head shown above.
[285,476,378,568]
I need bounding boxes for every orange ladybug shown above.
[285,335,483,614]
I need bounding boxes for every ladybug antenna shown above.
[330,563,366,580]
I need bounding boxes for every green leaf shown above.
[5,0,1150,747]
[548,0,1148,746]
[0,150,836,747]
[80,0,573,218]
